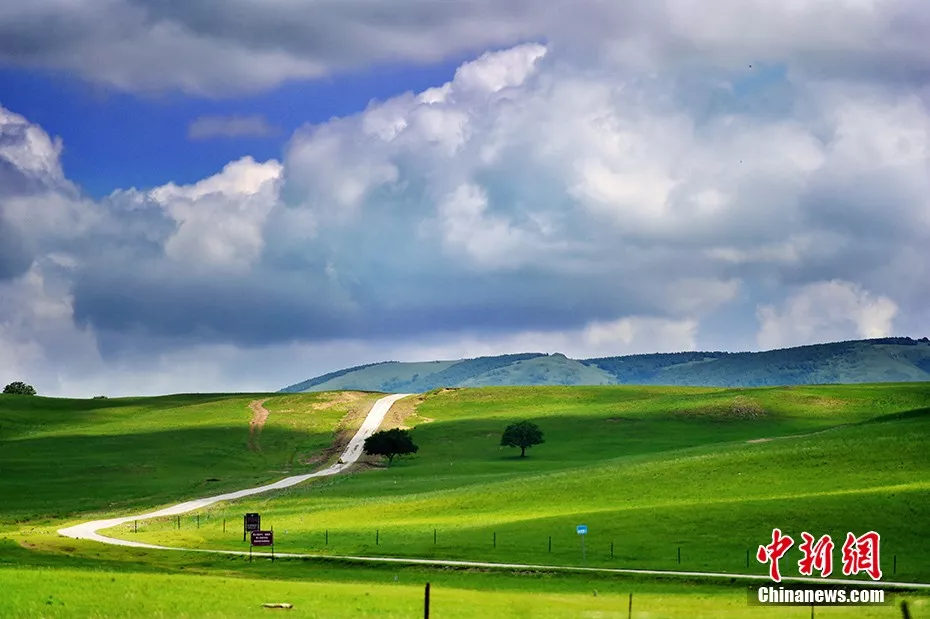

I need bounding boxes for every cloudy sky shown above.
[1,0,929,397]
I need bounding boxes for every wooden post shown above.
[197,514,200,529]
[678,547,681,564]
[493,532,496,549]
[325,529,328,545]
[376,529,379,545]
[611,541,614,558]
[628,593,632,619]
[424,582,431,619]
[548,536,552,553]
[902,600,913,619]
[177,515,180,530]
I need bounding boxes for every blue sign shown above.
[577,525,588,535]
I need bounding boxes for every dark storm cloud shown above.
[68,256,670,349]
[2,1,930,95]
[0,212,32,280]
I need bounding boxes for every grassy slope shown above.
[281,339,930,392]
[649,341,930,386]
[113,385,930,583]
[301,361,458,392]
[0,391,381,523]
[462,354,615,387]
[4,384,929,618]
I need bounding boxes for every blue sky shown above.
[0,59,469,198]
[1,1,929,396]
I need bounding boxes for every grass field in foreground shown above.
[109,384,930,584]
[0,391,381,524]
[1,540,926,619]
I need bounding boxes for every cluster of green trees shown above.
[2,382,36,396]
[363,420,545,464]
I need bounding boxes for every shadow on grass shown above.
[0,424,337,523]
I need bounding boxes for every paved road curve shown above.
[58,393,412,547]
[57,391,929,590]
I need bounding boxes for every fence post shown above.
[376,529,379,545]
[902,600,913,619]
[628,593,633,619]
[134,520,137,534]
[493,532,496,549]
[197,514,200,529]
[325,529,329,545]
[177,515,180,530]
[424,582,431,619]
[549,536,552,553]
[677,547,681,564]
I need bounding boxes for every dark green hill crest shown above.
[279,337,930,393]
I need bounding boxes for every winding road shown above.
[57,393,929,590]
[58,393,412,547]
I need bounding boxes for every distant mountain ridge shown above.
[279,337,930,393]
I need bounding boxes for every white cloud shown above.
[427,183,547,269]
[3,19,930,395]
[382,316,699,362]
[0,106,65,186]
[0,263,102,394]
[187,114,279,140]
[756,280,898,349]
[150,157,283,271]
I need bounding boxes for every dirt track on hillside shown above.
[247,399,270,452]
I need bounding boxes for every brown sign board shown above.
[244,513,260,531]
[251,530,274,546]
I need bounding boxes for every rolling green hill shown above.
[112,383,930,584]
[0,391,381,522]
[280,337,930,393]
[5,384,929,617]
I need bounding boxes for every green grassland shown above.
[4,384,929,617]
[0,539,921,618]
[108,385,930,584]
[0,391,381,524]
[280,338,930,392]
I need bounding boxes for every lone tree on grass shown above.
[3,382,36,396]
[363,428,418,465]
[501,420,544,457]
